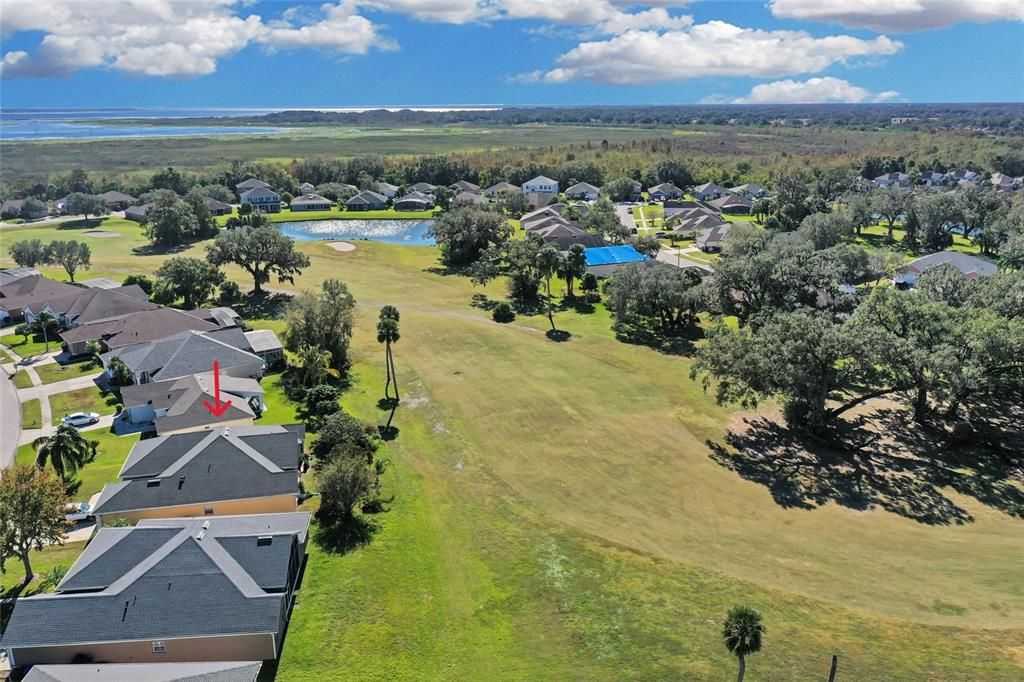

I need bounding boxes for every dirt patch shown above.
[326,241,356,252]
[84,230,120,238]
[403,396,430,409]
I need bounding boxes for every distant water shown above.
[0,106,500,141]
[279,219,436,246]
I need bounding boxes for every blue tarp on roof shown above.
[584,245,649,266]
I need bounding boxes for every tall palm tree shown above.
[33,424,98,482]
[296,344,338,386]
[376,306,401,402]
[536,245,561,332]
[722,605,765,682]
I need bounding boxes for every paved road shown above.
[613,204,636,231]
[0,359,19,470]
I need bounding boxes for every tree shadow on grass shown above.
[424,263,474,277]
[234,292,293,320]
[313,515,377,554]
[545,329,571,342]
[57,218,105,230]
[708,406,1024,526]
[130,242,191,257]
[613,319,703,356]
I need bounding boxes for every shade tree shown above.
[206,225,310,295]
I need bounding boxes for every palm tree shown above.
[376,306,401,402]
[33,424,98,482]
[536,245,561,332]
[722,605,765,682]
[35,311,59,353]
[296,344,339,386]
[84,339,103,367]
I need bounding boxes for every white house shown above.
[522,175,559,195]
[239,187,282,213]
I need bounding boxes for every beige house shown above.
[92,424,303,524]
[1,513,311,667]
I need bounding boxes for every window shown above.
[152,641,166,653]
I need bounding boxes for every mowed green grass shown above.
[1,333,55,358]
[16,430,139,501]
[20,398,42,429]
[48,386,120,425]
[3,216,1022,677]
[0,541,87,594]
[35,360,101,385]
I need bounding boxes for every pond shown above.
[278,219,436,246]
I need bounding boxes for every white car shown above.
[65,502,93,523]
[62,412,100,427]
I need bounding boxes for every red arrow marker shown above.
[203,360,233,417]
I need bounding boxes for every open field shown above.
[1,217,1022,678]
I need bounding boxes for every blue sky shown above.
[1,0,1022,108]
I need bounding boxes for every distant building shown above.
[454,191,489,206]
[695,222,733,252]
[727,183,768,200]
[346,190,387,211]
[235,178,271,193]
[205,197,232,216]
[565,182,601,201]
[100,191,136,210]
[483,182,519,197]
[239,187,281,213]
[393,191,435,212]
[299,182,315,194]
[449,180,480,194]
[289,193,333,212]
[691,182,725,200]
[410,182,437,194]
[895,251,998,287]
[522,175,559,195]
[873,172,911,188]
[0,198,47,220]
[709,194,753,215]
[648,182,684,201]
[377,182,400,198]
[125,203,153,222]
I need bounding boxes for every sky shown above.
[1,0,1023,109]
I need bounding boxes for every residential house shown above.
[92,425,303,523]
[565,182,601,201]
[100,328,265,385]
[709,194,753,215]
[288,193,333,212]
[243,329,285,367]
[78,278,122,289]
[377,182,400,198]
[26,285,154,328]
[990,172,1024,193]
[648,182,684,201]
[532,222,604,250]
[895,251,998,287]
[0,199,48,220]
[298,182,315,194]
[919,171,946,185]
[629,180,643,201]
[584,245,650,278]
[950,169,981,184]
[119,373,265,435]
[191,306,244,329]
[23,662,262,682]
[695,223,734,252]
[0,267,40,288]
[206,198,232,216]
[125,203,153,222]
[727,183,768,200]
[482,182,519,197]
[691,182,726,200]
[346,190,387,211]
[0,275,81,324]
[60,307,221,357]
[410,182,437,195]
[520,205,566,231]
[671,213,731,238]
[454,191,489,206]
[239,187,281,213]
[873,172,911,188]
[449,180,480,194]
[1,512,311,666]
[394,191,435,212]
[521,175,559,195]
[235,178,271,193]
[100,191,136,210]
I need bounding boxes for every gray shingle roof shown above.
[902,250,998,278]
[101,329,261,383]
[60,307,219,349]
[1,513,310,649]
[24,661,262,682]
[119,373,261,434]
[41,285,156,324]
[0,275,81,313]
[346,190,386,205]
[92,426,302,517]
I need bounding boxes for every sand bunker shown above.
[84,230,120,238]
[326,241,356,252]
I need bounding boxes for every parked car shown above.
[626,207,633,214]
[654,231,667,238]
[62,412,100,427]
[65,502,93,523]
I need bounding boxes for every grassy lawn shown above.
[855,223,986,261]
[16,430,139,501]
[2,215,1022,678]
[35,360,102,385]
[0,333,56,358]
[11,369,33,389]
[0,541,88,595]
[48,385,120,425]
[20,398,42,429]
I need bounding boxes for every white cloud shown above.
[537,21,903,85]
[356,0,489,24]
[0,0,392,79]
[706,77,900,104]
[770,0,1024,32]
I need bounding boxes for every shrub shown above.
[311,411,379,465]
[218,280,242,305]
[317,456,375,523]
[492,302,516,323]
